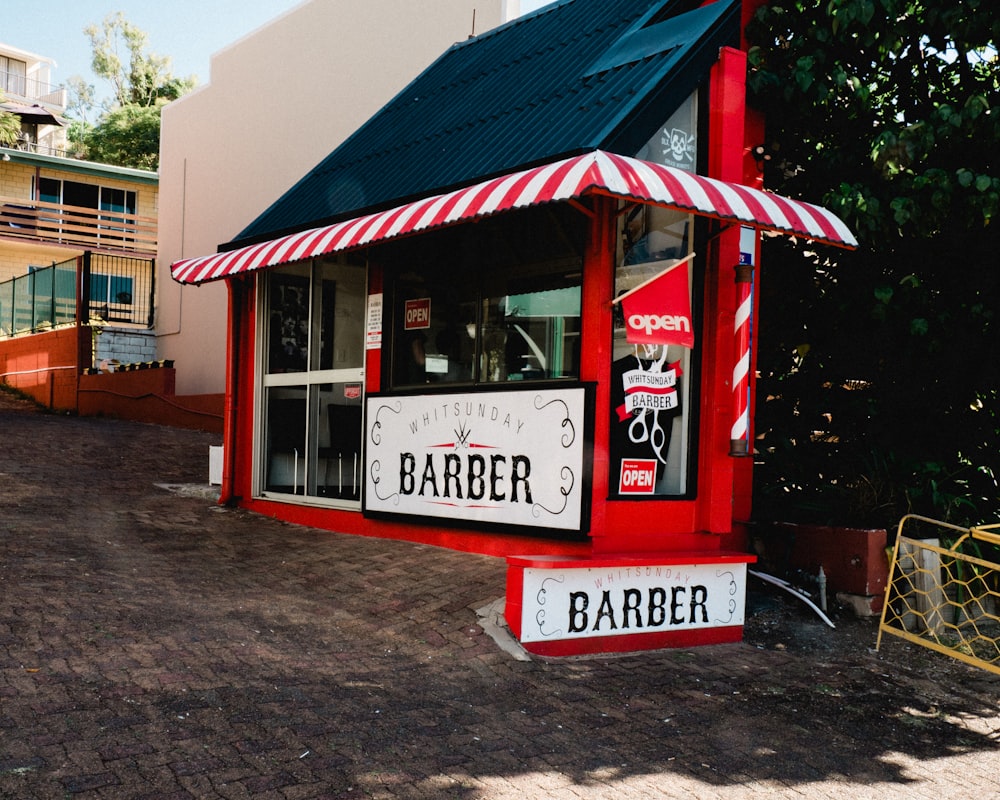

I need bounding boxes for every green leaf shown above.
[963,94,988,119]
[890,197,912,225]
[859,0,876,26]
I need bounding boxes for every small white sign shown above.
[740,225,757,266]
[365,387,588,531]
[519,562,746,643]
[366,293,383,350]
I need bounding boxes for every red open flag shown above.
[617,257,694,348]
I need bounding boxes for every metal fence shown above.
[878,514,1000,675]
[0,252,155,336]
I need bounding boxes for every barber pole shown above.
[730,229,756,457]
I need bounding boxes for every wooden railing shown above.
[0,195,157,254]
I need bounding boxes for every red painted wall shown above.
[78,368,224,433]
[0,325,224,430]
[0,327,86,410]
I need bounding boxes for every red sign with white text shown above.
[404,298,431,330]
[621,264,694,347]
[618,458,657,494]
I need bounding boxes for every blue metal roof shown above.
[234,0,740,246]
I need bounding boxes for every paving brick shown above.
[1,394,999,799]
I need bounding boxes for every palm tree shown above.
[0,91,22,146]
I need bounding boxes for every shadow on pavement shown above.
[1,398,998,798]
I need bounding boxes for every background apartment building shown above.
[157,0,519,401]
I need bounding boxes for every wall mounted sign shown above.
[366,292,383,350]
[518,561,747,644]
[364,386,590,531]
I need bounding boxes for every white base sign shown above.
[519,562,746,643]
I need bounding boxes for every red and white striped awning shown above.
[171,150,857,285]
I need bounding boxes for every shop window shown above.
[612,205,697,499]
[259,257,367,504]
[606,89,702,499]
[384,208,585,389]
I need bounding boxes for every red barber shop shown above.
[171,0,855,656]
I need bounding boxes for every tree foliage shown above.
[84,12,192,108]
[746,0,999,528]
[83,102,166,171]
[70,12,195,169]
[0,92,20,146]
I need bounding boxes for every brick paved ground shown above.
[1,390,998,799]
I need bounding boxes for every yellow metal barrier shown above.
[877,515,1000,675]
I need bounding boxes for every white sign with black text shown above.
[519,562,747,643]
[364,387,588,531]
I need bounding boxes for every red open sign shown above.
[404,298,431,330]
[618,458,657,494]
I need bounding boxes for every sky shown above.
[4,0,553,112]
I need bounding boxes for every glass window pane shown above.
[394,277,583,387]
[623,206,690,266]
[266,272,310,374]
[312,257,366,372]
[483,286,580,381]
[264,387,307,495]
[99,188,135,215]
[90,274,109,303]
[385,207,584,389]
[260,262,366,504]
[63,181,99,210]
[3,58,27,95]
[39,178,60,205]
[635,89,698,171]
[392,285,478,387]
[311,382,364,500]
[110,275,133,303]
[611,244,696,497]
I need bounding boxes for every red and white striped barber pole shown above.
[730,226,756,457]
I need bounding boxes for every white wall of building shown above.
[157,0,516,396]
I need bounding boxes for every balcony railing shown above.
[1,70,67,108]
[0,252,155,337]
[0,195,157,254]
[8,135,73,158]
